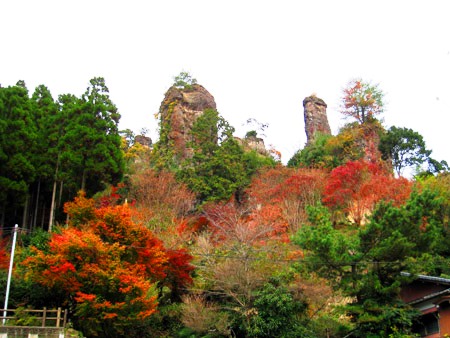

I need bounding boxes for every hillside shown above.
[0,76,449,337]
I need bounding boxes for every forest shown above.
[0,75,449,338]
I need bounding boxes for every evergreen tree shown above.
[28,85,60,229]
[0,82,37,227]
[59,78,124,196]
[379,126,449,176]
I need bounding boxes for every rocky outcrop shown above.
[303,95,331,143]
[158,84,216,161]
[134,135,152,148]
[235,135,269,156]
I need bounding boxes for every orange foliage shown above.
[23,193,194,328]
[129,169,195,218]
[63,190,96,227]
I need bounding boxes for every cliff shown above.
[158,84,217,161]
[303,95,331,143]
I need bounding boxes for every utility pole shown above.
[3,224,18,325]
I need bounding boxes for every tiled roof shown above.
[401,272,450,285]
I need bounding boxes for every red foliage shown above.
[23,194,194,328]
[98,184,126,208]
[175,216,210,244]
[246,166,327,230]
[323,160,412,224]
[0,234,10,270]
[201,199,288,245]
[341,79,384,124]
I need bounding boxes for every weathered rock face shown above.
[234,135,269,156]
[303,95,331,143]
[134,135,152,148]
[158,84,216,160]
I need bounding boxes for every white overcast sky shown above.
[1,0,449,164]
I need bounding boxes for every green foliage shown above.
[0,83,37,213]
[293,187,450,336]
[8,307,40,326]
[59,77,124,195]
[347,299,419,338]
[245,130,258,138]
[379,126,437,176]
[288,122,372,170]
[174,71,197,89]
[292,205,359,285]
[178,109,250,204]
[288,133,341,169]
[247,280,309,338]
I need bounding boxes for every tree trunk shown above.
[58,180,64,209]
[32,179,41,230]
[49,179,57,232]
[41,202,46,228]
[81,168,87,192]
[22,194,29,229]
[49,154,60,232]
[0,202,5,232]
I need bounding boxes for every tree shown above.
[28,85,60,230]
[292,205,359,285]
[173,71,197,89]
[288,133,341,169]
[322,160,412,225]
[247,279,310,337]
[21,192,193,337]
[179,195,317,337]
[294,183,450,336]
[59,77,124,195]
[0,82,37,227]
[379,126,448,176]
[341,79,384,124]
[246,166,327,231]
[177,109,249,204]
[128,168,195,229]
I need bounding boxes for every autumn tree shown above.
[128,168,195,232]
[21,192,193,337]
[246,166,327,231]
[341,79,384,124]
[323,160,412,225]
[179,197,300,336]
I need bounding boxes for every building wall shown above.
[439,302,450,336]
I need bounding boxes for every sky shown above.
[1,0,449,165]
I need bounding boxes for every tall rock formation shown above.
[158,84,217,161]
[303,95,331,143]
